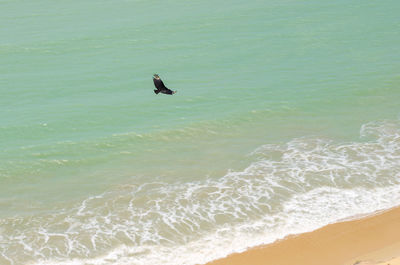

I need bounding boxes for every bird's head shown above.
[153,74,160,79]
[172,91,177,94]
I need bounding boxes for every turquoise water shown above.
[1,0,400,264]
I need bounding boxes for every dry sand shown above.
[204,206,400,265]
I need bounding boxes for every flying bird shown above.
[152,74,177,95]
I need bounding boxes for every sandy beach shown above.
[205,207,400,265]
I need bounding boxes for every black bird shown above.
[152,74,177,95]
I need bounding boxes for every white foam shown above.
[28,185,400,265]
[1,120,400,265]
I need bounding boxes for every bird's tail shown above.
[154,89,160,94]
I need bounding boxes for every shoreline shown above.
[204,206,400,265]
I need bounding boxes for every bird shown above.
[152,74,177,95]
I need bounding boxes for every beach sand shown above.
[204,207,400,265]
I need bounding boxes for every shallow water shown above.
[1,0,400,264]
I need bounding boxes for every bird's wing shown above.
[164,88,175,94]
[153,78,167,90]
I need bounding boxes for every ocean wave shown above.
[1,120,400,265]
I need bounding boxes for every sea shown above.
[1,0,400,264]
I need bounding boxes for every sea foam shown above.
[1,120,400,265]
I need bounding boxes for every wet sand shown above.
[205,207,400,265]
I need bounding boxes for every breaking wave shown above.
[1,120,400,265]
